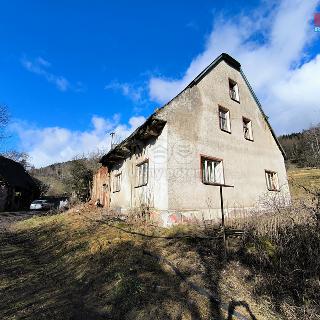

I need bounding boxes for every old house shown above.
[98,53,290,226]
[0,156,39,211]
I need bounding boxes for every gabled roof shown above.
[0,156,38,190]
[100,53,285,167]
[239,70,286,158]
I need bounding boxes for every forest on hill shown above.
[278,123,320,168]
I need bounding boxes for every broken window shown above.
[113,173,121,192]
[229,79,240,102]
[201,156,224,185]
[265,171,279,191]
[243,117,253,140]
[136,160,149,187]
[219,106,231,133]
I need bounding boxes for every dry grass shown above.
[0,205,282,320]
[227,205,320,320]
[287,167,320,200]
[1,166,319,319]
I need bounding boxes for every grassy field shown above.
[0,207,283,320]
[0,167,319,320]
[287,167,320,200]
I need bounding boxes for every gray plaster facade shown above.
[100,53,290,226]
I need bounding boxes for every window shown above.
[219,106,231,133]
[136,160,149,187]
[201,156,224,185]
[265,171,279,191]
[243,117,253,140]
[113,173,121,192]
[229,79,240,102]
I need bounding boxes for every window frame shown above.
[135,159,149,188]
[113,172,122,193]
[228,78,240,103]
[218,106,231,133]
[265,170,279,191]
[242,117,254,141]
[200,155,225,186]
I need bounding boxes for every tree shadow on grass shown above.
[0,222,207,320]
[163,228,259,320]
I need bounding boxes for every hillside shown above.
[278,124,320,167]
[30,156,101,197]
[29,160,74,195]
[287,166,320,200]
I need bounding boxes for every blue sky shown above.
[0,0,320,167]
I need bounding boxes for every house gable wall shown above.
[161,60,289,219]
[104,57,290,223]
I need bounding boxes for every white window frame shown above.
[265,170,279,191]
[201,156,225,185]
[113,173,121,193]
[219,106,231,133]
[136,160,149,187]
[229,79,240,102]
[243,117,253,141]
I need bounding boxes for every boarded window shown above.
[201,157,224,185]
[265,171,279,191]
[113,173,121,192]
[136,160,149,187]
[219,106,231,132]
[243,117,253,140]
[229,79,240,102]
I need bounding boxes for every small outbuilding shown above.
[0,156,39,212]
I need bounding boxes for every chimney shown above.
[110,132,117,150]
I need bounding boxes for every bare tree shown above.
[303,124,320,167]
[279,123,320,167]
[0,105,32,170]
[1,150,31,170]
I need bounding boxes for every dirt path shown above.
[0,211,41,231]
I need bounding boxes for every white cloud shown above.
[148,0,320,134]
[11,115,145,168]
[105,81,145,103]
[21,56,84,92]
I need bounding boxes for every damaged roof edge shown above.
[99,114,166,166]
[100,52,285,165]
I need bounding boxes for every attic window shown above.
[265,170,279,191]
[201,156,224,185]
[136,160,149,187]
[113,173,121,193]
[229,79,240,102]
[219,106,231,133]
[243,117,253,141]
